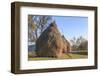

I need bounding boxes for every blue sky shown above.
[52,16,88,40]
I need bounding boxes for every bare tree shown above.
[28,15,36,42]
[70,36,88,51]
[78,40,88,50]
[28,15,52,42]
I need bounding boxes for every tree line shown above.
[70,36,88,51]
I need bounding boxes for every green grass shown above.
[68,53,87,59]
[29,57,57,60]
[28,53,88,61]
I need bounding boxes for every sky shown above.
[52,16,88,40]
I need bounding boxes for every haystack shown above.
[36,22,70,58]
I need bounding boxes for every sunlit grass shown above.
[28,53,88,61]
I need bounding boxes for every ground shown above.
[28,52,88,61]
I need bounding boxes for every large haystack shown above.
[36,22,70,58]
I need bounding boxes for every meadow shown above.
[28,51,88,61]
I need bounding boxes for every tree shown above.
[78,40,88,50]
[38,16,52,33]
[28,15,36,42]
[70,36,88,51]
[28,15,52,42]
[70,37,79,51]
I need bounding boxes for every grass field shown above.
[28,53,88,61]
